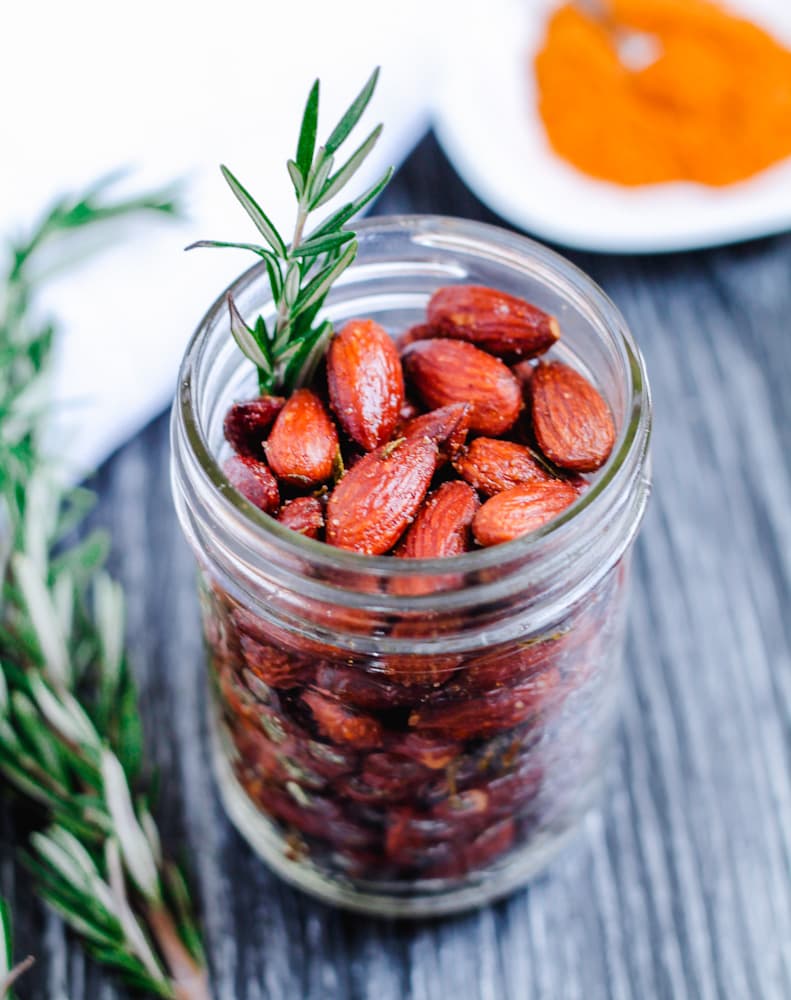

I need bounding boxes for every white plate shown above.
[432,0,791,253]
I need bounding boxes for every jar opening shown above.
[172,216,651,612]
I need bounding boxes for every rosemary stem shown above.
[274,202,309,338]
[145,902,213,1000]
[105,844,170,991]
[291,203,308,250]
[0,175,209,998]
[0,955,35,997]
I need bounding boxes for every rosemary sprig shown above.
[0,177,212,999]
[0,899,34,999]
[188,68,392,394]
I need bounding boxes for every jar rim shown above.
[174,214,651,585]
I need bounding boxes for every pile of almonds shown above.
[222,284,615,556]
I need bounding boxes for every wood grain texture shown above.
[2,133,789,999]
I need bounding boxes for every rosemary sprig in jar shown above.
[188,68,392,394]
[0,177,212,1000]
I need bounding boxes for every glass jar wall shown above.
[171,217,651,916]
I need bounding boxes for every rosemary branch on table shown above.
[0,898,33,999]
[0,177,212,999]
[188,67,392,394]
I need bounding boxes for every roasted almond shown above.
[388,733,461,770]
[408,667,562,739]
[398,481,480,558]
[457,640,566,695]
[314,663,417,710]
[327,319,405,450]
[472,480,579,546]
[394,323,439,353]
[512,360,535,393]
[223,455,280,513]
[325,437,438,554]
[401,402,472,462]
[422,818,516,879]
[531,361,615,472]
[402,339,522,436]
[223,395,285,459]
[454,437,552,496]
[377,641,462,687]
[277,496,325,539]
[302,689,384,749]
[265,388,339,486]
[239,633,310,688]
[427,285,560,359]
[397,398,421,425]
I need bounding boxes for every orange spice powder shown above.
[534,0,791,186]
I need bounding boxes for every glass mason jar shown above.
[171,216,651,917]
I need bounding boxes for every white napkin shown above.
[0,0,442,476]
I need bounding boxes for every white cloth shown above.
[0,1,441,475]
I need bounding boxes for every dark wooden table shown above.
[2,133,790,999]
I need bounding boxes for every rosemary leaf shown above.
[162,862,206,966]
[93,573,124,687]
[115,679,145,778]
[0,899,12,981]
[289,230,355,259]
[11,554,71,686]
[0,898,34,1000]
[313,123,383,209]
[286,159,304,199]
[284,261,301,307]
[295,79,320,178]
[185,239,280,263]
[291,239,358,319]
[307,165,393,242]
[219,166,287,256]
[261,256,284,307]
[53,487,98,542]
[9,691,68,784]
[305,149,334,207]
[50,529,110,583]
[0,757,66,811]
[52,572,74,640]
[227,293,273,372]
[324,66,380,155]
[88,947,173,999]
[284,320,335,391]
[101,751,161,901]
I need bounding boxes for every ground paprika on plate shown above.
[535,0,791,186]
